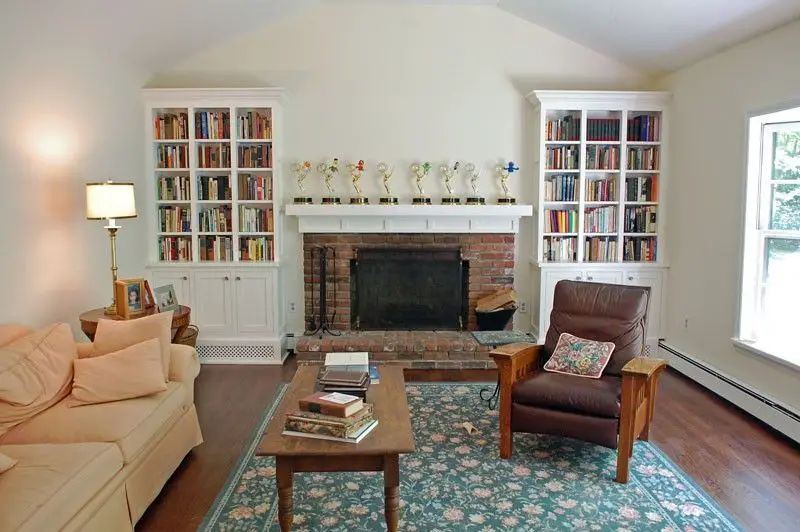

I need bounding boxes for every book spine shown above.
[298,399,348,417]
[284,414,374,439]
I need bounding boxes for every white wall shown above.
[0,15,147,336]
[149,3,647,333]
[659,19,800,410]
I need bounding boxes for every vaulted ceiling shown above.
[9,0,800,77]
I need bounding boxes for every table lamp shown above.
[86,181,137,315]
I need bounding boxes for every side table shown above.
[79,305,192,343]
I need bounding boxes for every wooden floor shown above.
[137,356,800,532]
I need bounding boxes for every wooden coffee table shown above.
[257,365,415,531]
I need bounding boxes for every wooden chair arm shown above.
[489,343,542,386]
[622,357,667,380]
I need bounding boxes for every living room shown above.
[1,1,799,531]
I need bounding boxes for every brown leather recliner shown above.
[489,280,667,483]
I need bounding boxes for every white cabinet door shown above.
[193,270,234,338]
[150,270,192,308]
[233,269,276,336]
[541,268,584,338]
[624,271,664,340]
[583,269,624,285]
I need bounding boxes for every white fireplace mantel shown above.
[285,204,534,234]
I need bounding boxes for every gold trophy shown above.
[318,158,341,205]
[377,162,398,205]
[440,161,461,205]
[411,162,432,205]
[464,162,485,205]
[347,160,368,205]
[292,161,313,204]
[496,161,519,205]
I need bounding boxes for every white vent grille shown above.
[197,340,286,365]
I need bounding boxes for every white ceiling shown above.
[8,0,800,76]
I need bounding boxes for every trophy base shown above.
[412,197,432,205]
[350,197,369,205]
[441,197,461,205]
[379,197,399,205]
[321,197,341,205]
[497,197,517,205]
[293,197,313,205]
[466,197,486,205]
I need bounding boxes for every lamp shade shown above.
[86,181,137,220]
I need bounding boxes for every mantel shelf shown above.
[285,204,534,234]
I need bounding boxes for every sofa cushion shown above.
[0,450,16,474]
[512,371,621,419]
[68,337,167,407]
[0,382,186,464]
[0,442,122,532]
[0,323,76,436]
[0,325,33,348]
[93,311,173,381]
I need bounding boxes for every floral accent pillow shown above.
[543,332,615,379]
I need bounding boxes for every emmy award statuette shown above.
[292,161,314,204]
[347,160,368,204]
[440,161,461,204]
[318,158,341,205]
[496,161,519,205]
[377,162,398,205]
[464,162,485,205]
[411,162,432,205]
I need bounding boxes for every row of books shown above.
[586,145,620,170]
[238,145,272,169]
[585,237,618,262]
[544,208,578,233]
[198,207,232,233]
[584,206,617,233]
[198,145,232,169]
[239,173,273,201]
[627,147,660,171]
[158,236,192,262]
[196,111,230,140]
[240,237,275,262]
[546,146,579,170]
[238,111,272,140]
[542,236,577,262]
[199,236,234,262]
[158,175,190,201]
[158,206,191,233]
[545,114,662,143]
[586,118,621,142]
[623,206,657,233]
[545,115,580,141]
[239,206,274,233]
[544,175,577,202]
[628,115,661,142]
[198,176,231,201]
[154,112,189,140]
[625,176,658,202]
[156,145,189,169]
[624,236,657,262]
[587,177,616,202]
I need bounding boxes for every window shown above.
[737,106,800,367]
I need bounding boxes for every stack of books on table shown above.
[282,391,378,444]
[316,367,370,399]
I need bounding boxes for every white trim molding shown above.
[285,204,534,234]
[660,342,800,444]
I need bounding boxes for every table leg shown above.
[276,457,293,531]
[384,454,400,532]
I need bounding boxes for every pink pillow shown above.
[92,311,173,382]
[0,323,76,435]
[543,332,615,379]
[68,337,168,407]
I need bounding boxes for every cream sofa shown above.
[0,324,204,532]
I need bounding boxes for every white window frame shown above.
[735,106,800,369]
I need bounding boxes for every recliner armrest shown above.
[489,343,542,386]
[622,357,666,379]
[169,344,201,383]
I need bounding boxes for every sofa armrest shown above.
[76,342,97,359]
[169,344,201,383]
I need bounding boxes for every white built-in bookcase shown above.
[525,90,671,353]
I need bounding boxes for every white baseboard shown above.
[659,342,800,444]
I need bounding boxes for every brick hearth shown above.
[299,232,515,369]
[295,331,494,369]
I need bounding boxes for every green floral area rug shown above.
[199,383,741,531]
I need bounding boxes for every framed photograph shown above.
[154,284,179,313]
[114,278,147,319]
[143,280,156,310]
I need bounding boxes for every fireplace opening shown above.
[350,247,468,331]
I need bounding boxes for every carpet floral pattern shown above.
[200,383,741,531]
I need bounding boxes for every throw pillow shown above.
[0,450,17,474]
[68,337,168,407]
[0,323,76,435]
[93,311,173,382]
[543,332,615,379]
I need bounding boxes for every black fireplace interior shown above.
[351,247,468,330]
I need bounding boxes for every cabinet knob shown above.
[575,276,582,280]
[627,276,634,281]
[587,276,593,281]
[235,276,241,281]
[182,276,188,281]
[224,276,229,281]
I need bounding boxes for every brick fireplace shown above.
[296,232,516,368]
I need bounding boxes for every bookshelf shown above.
[526,90,671,353]
[143,88,287,365]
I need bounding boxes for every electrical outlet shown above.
[519,301,528,313]
[289,302,297,313]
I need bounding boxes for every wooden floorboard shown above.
[136,358,800,532]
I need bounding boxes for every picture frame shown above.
[143,280,156,310]
[114,278,147,319]
[154,283,179,313]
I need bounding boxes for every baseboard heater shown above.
[659,341,800,444]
